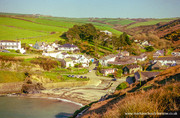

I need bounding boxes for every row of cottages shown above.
[122,64,141,74]
[126,71,160,85]
[153,56,180,67]
[99,52,147,66]
[153,50,164,58]
[171,51,180,56]
[43,52,92,68]
[131,53,147,62]
[33,42,58,52]
[33,42,80,52]
[108,56,136,66]
[58,44,80,52]
[99,51,130,66]
[60,55,92,68]
[0,40,26,54]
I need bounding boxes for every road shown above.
[41,63,126,104]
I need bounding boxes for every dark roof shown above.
[59,44,77,48]
[108,60,135,65]
[62,52,68,55]
[0,40,17,42]
[141,72,160,78]
[135,71,160,81]
[155,56,180,61]
[126,64,139,69]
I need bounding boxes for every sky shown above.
[0,0,179,18]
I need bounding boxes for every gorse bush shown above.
[0,55,22,62]
[116,82,129,90]
[30,57,60,71]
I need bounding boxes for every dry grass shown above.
[81,82,179,118]
[80,65,180,118]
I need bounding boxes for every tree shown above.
[145,46,154,52]
[114,69,123,78]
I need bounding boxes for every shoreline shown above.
[0,92,85,107]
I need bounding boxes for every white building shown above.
[154,56,180,66]
[0,40,26,54]
[171,51,180,56]
[0,40,21,50]
[99,54,117,66]
[58,44,79,52]
[100,30,112,36]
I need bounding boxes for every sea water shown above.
[0,96,81,118]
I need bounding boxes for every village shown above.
[0,34,180,86]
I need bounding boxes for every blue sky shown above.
[0,0,179,18]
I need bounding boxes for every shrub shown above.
[145,46,154,52]
[30,57,59,71]
[116,82,129,90]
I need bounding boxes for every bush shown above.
[16,50,20,53]
[116,82,129,90]
[30,57,60,71]
[145,46,154,52]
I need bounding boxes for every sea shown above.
[0,96,82,118]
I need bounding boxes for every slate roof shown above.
[100,54,116,60]
[126,64,139,69]
[135,71,160,81]
[61,52,68,55]
[0,40,17,42]
[59,44,77,48]
[155,56,180,61]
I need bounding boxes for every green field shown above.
[0,25,47,40]
[0,15,123,43]
[0,17,67,32]
[127,18,174,28]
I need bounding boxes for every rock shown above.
[21,83,45,94]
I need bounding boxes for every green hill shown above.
[0,14,123,44]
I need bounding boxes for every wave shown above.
[30,96,84,107]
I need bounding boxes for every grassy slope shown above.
[0,25,46,40]
[0,15,123,44]
[0,17,67,32]
[127,18,175,28]
[0,71,25,83]
[78,65,180,118]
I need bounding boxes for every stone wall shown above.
[0,82,24,94]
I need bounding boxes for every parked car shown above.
[71,75,75,78]
[67,75,71,77]
[80,76,83,78]
[83,76,87,79]
[111,78,117,81]
[76,75,80,78]
[2,50,10,53]
[89,70,92,72]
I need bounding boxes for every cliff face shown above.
[78,65,180,118]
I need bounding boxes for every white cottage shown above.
[99,54,117,66]
[0,40,21,50]
[58,44,79,52]
[154,56,180,66]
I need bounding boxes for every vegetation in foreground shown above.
[74,65,180,118]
